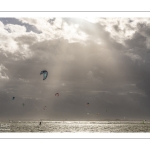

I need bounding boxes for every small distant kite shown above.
[43,106,47,110]
[22,103,25,107]
[55,93,59,97]
[40,70,48,80]
[12,97,15,100]
[87,103,89,106]
[87,113,90,115]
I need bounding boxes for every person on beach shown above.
[39,122,42,126]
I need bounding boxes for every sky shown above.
[0,17,150,121]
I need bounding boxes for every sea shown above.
[0,121,150,132]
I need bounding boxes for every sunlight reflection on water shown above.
[0,121,150,132]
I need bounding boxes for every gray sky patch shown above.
[0,18,42,34]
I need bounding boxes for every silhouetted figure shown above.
[39,122,42,126]
[55,93,59,97]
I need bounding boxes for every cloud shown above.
[1,17,150,120]
[0,64,9,79]
[5,24,26,33]
[19,78,30,83]
[125,52,142,62]
[18,18,88,43]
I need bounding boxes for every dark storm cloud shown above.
[125,32,147,50]
[137,22,150,37]
[122,21,150,101]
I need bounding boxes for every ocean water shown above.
[0,121,150,132]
